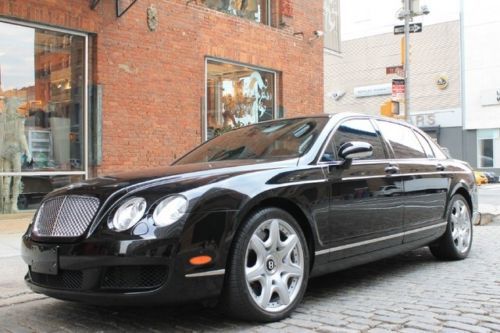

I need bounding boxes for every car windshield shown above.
[175,117,329,164]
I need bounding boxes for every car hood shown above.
[47,159,298,201]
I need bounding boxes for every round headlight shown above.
[153,195,188,227]
[110,197,147,231]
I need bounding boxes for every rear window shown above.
[377,120,426,159]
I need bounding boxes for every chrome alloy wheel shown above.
[450,199,472,254]
[245,218,304,313]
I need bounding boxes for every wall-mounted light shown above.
[309,30,324,41]
[293,32,304,37]
[329,90,346,101]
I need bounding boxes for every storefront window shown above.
[206,59,276,140]
[202,0,272,25]
[477,129,499,168]
[324,0,341,52]
[0,21,87,215]
[479,139,494,167]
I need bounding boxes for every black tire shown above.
[221,207,310,322]
[430,194,473,260]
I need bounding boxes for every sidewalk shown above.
[0,212,33,235]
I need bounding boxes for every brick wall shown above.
[0,0,324,175]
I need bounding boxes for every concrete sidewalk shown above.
[0,212,33,235]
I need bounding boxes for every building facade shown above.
[463,0,500,172]
[324,20,477,165]
[0,0,324,216]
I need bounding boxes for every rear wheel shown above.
[430,194,473,260]
[222,208,309,322]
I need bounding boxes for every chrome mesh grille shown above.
[33,196,100,237]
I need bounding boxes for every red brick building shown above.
[0,0,323,213]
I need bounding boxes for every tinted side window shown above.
[428,139,448,159]
[328,119,386,160]
[414,131,435,158]
[377,121,426,159]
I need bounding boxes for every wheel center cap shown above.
[266,257,277,273]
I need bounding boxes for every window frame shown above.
[0,18,89,179]
[317,116,390,164]
[202,0,274,26]
[204,57,279,142]
[375,119,429,160]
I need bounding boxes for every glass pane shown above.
[0,22,85,173]
[324,0,341,51]
[332,119,386,160]
[377,121,426,159]
[203,0,270,24]
[414,131,435,158]
[176,117,329,164]
[0,175,83,215]
[207,60,275,140]
[479,139,494,167]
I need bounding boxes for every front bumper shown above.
[21,210,237,305]
[22,235,225,305]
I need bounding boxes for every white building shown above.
[463,0,500,170]
[324,0,500,171]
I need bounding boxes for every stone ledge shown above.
[0,212,34,234]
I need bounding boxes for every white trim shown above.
[315,222,447,256]
[0,172,86,177]
[0,18,90,181]
[84,32,89,180]
[185,269,226,278]
[0,17,88,36]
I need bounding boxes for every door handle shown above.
[436,164,445,171]
[385,165,400,174]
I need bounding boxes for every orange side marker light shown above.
[189,255,212,266]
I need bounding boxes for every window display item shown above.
[0,97,32,213]
[206,60,276,140]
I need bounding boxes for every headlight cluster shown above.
[109,195,188,231]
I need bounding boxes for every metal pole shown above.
[404,0,411,121]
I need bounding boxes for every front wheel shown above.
[222,208,309,322]
[430,194,473,260]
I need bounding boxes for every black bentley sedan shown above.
[22,113,478,322]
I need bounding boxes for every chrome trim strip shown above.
[315,222,448,256]
[404,222,447,235]
[185,269,226,278]
[341,171,464,181]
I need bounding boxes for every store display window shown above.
[477,129,499,168]
[0,21,87,215]
[202,0,272,25]
[206,59,277,140]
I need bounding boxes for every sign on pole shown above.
[394,23,422,35]
[386,65,405,77]
[392,79,405,101]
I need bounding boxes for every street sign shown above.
[386,65,404,76]
[392,79,405,101]
[394,23,422,35]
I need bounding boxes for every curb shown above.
[477,213,500,226]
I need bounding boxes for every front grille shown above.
[33,195,100,237]
[30,270,83,290]
[101,266,168,290]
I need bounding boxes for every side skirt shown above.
[310,233,443,278]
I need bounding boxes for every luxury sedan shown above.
[21,113,478,322]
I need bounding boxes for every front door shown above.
[318,118,404,261]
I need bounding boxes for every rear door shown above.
[376,120,449,242]
[318,118,405,261]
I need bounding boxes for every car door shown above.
[376,120,449,243]
[318,118,404,261]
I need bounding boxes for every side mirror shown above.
[338,141,373,160]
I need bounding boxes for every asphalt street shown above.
[0,185,499,332]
